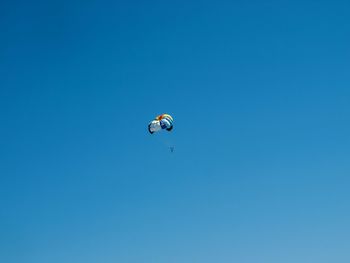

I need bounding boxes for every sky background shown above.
[1,0,350,262]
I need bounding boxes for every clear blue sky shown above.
[1,0,350,262]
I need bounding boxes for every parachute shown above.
[148,113,174,134]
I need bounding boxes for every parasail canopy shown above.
[148,113,174,134]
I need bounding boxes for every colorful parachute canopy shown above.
[148,113,174,134]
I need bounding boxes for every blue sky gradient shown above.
[1,1,350,262]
